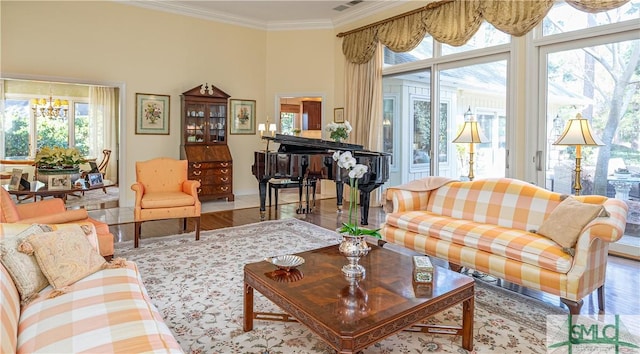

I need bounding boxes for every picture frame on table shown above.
[334,107,344,123]
[8,168,22,191]
[48,174,72,191]
[88,173,104,187]
[135,93,170,135]
[229,99,256,135]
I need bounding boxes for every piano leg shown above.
[259,180,268,221]
[335,181,344,213]
[359,190,371,226]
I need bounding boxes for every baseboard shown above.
[609,241,640,261]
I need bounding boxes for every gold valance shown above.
[339,0,630,64]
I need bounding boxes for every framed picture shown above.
[88,172,104,187]
[230,99,256,134]
[334,107,344,123]
[136,93,170,135]
[48,174,72,191]
[8,168,22,191]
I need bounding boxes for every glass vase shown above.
[338,233,370,278]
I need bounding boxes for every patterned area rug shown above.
[114,218,565,353]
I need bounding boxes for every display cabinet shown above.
[181,84,234,201]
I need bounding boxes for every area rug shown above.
[114,218,566,354]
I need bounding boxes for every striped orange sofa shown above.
[1,223,183,353]
[381,177,628,314]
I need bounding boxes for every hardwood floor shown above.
[108,197,640,316]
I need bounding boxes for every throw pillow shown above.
[0,224,53,305]
[537,196,607,250]
[21,226,106,290]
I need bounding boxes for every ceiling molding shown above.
[117,0,410,31]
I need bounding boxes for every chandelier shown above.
[31,95,69,119]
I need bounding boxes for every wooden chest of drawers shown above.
[182,145,234,201]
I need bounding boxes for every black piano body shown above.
[251,134,390,225]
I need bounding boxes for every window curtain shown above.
[344,43,383,205]
[89,86,117,183]
[339,0,629,64]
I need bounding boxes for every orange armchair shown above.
[130,157,201,248]
[0,187,115,258]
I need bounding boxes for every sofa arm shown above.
[579,198,628,244]
[384,188,430,213]
[15,198,66,219]
[18,209,90,225]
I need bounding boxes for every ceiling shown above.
[123,0,408,31]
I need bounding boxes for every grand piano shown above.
[251,134,391,225]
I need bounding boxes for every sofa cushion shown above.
[17,262,183,353]
[24,225,106,289]
[536,196,607,249]
[385,210,573,273]
[0,224,53,304]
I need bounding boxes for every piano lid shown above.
[263,134,364,152]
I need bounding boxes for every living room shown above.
[2,0,639,353]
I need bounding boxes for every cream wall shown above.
[1,1,341,205]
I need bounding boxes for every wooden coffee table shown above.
[244,243,474,353]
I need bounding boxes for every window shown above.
[3,95,89,159]
[382,96,397,169]
[3,99,29,158]
[542,1,639,36]
[535,1,640,252]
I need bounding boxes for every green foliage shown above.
[35,146,86,167]
[4,116,29,157]
[339,223,381,238]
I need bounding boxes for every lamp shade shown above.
[553,113,603,146]
[258,123,266,132]
[269,123,277,132]
[452,121,487,144]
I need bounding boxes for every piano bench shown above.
[269,179,302,209]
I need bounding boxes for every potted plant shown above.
[35,146,86,183]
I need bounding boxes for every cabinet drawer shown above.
[192,175,231,185]
[190,161,231,169]
[189,167,232,178]
[199,184,232,195]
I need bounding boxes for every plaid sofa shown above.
[1,223,183,354]
[381,177,628,314]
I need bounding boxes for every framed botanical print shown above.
[334,107,344,123]
[136,93,170,135]
[229,99,256,134]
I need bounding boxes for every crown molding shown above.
[117,0,409,31]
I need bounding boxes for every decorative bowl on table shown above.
[264,254,305,271]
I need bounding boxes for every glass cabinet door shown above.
[208,104,226,143]
[185,103,206,143]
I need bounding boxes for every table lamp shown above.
[552,113,603,195]
[452,107,487,181]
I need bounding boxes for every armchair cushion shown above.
[141,191,196,209]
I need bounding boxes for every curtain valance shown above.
[339,0,630,64]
